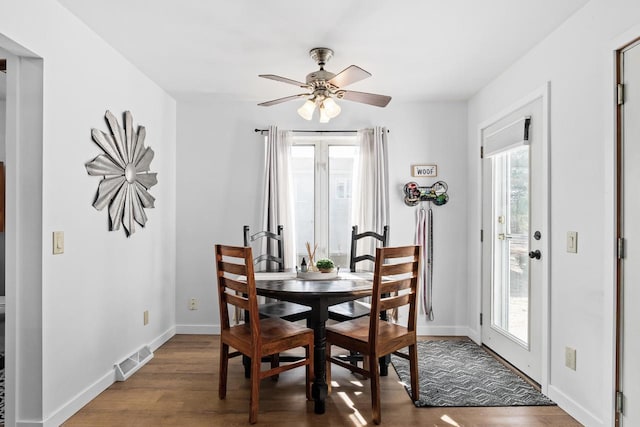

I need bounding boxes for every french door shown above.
[289,136,359,267]
[481,91,548,384]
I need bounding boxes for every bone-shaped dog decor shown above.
[403,181,449,206]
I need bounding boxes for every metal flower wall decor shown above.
[85,110,158,237]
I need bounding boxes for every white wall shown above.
[1,1,176,425]
[467,0,640,425]
[176,96,469,335]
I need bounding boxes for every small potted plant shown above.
[315,258,335,273]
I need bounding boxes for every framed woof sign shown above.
[411,164,437,178]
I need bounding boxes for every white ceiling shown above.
[55,1,587,103]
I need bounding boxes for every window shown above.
[290,136,359,268]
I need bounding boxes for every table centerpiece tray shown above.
[297,270,339,280]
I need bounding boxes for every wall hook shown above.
[403,181,449,207]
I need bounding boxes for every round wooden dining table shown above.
[254,273,378,414]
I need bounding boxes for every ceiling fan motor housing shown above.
[306,69,336,87]
[309,47,333,68]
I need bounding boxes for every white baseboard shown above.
[40,369,115,427]
[416,325,470,337]
[547,384,603,427]
[175,323,220,334]
[466,327,482,344]
[150,326,176,351]
[36,327,177,427]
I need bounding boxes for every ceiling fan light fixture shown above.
[322,97,341,119]
[297,99,316,121]
[319,103,330,123]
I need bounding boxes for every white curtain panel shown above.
[262,126,296,269]
[352,127,390,271]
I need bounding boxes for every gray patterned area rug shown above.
[390,340,555,407]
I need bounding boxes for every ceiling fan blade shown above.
[259,74,309,88]
[339,90,391,107]
[328,65,371,88]
[258,94,308,107]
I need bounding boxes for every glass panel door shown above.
[290,138,358,267]
[291,145,315,264]
[328,145,358,268]
[492,145,529,346]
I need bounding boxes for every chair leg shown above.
[369,354,381,425]
[249,355,261,424]
[270,353,280,381]
[326,343,332,394]
[306,343,314,400]
[409,343,419,401]
[219,343,229,399]
[243,355,251,379]
[349,350,359,367]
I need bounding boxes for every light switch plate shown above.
[53,231,64,255]
[567,231,578,253]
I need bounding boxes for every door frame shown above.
[0,36,44,426]
[615,35,640,427]
[477,82,550,393]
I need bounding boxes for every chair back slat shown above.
[380,261,415,276]
[219,260,248,277]
[243,225,285,272]
[379,293,411,312]
[349,225,389,272]
[221,276,248,294]
[225,292,250,310]
[379,277,414,295]
[368,245,420,343]
[215,244,260,337]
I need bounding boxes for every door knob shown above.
[528,250,541,260]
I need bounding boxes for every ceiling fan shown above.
[258,47,391,122]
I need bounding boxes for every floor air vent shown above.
[114,345,153,381]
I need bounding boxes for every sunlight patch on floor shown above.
[441,414,461,426]
[338,391,368,426]
[350,380,364,387]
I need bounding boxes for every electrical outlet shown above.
[189,298,198,310]
[143,310,149,325]
[565,347,576,370]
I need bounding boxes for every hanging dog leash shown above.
[408,180,448,320]
[426,204,434,320]
[416,206,429,317]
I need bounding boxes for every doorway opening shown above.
[480,84,550,389]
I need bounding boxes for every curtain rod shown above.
[254,128,390,135]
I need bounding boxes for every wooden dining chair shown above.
[216,244,314,424]
[328,226,389,372]
[327,225,389,322]
[243,225,311,323]
[325,245,420,425]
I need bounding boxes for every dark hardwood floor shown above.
[63,334,581,426]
